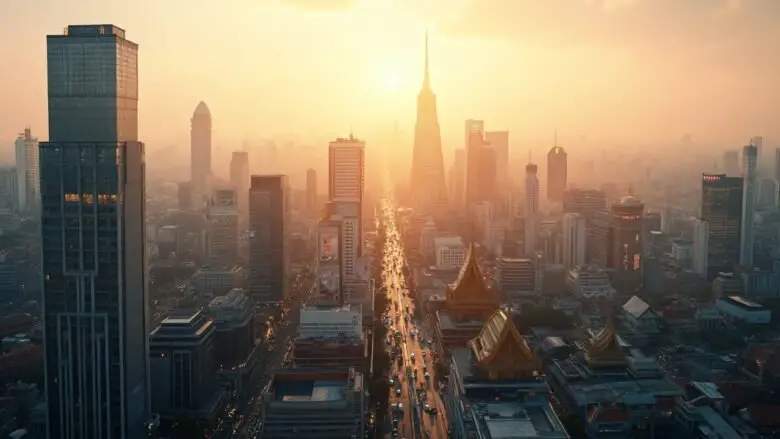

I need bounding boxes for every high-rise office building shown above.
[701,174,743,279]
[563,188,607,219]
[723,150,739,176]
[0,166,17,211]
[14,127,40,213]
[608,196,644,274]
[775,148,780,200]
[230,151,249,226]
[692,219,709,277]
[484,130,509,194]
[449,148,466,208]
[40,24,149,439]
[191,101,212,209]
[207,188,239,262]
[562,213,586,268]
[524,163,539,256]
[410,34,447,217]
[547,145,567,203]
[740,144,757,267]
[328,137,365,278]
[249,175,289,303]
[306,168,318,215]
[465,121,497,207]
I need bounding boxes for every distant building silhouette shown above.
[191,101,212,208]
[701,174,743,279]
[410,33,447,218]
[547,142,567,203]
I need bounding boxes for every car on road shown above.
[396,388,401,396]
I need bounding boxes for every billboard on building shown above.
[319,226,340,262]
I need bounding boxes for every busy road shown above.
[380,198,448,439]
[211,268,314,439]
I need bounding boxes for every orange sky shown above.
[0,0,778,154]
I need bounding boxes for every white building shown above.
[435,236,466,270]
[692,219,709,277]
[566,264,615,299]
[298,304,363,340]
[671,240,693,264]
[328,137,365,280]
[14,127,39,213]
[740,143,757,267]
[524,163,539,256]
[715,296,771,324]
[562,213,586,268]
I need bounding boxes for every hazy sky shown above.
[1,0,778,154]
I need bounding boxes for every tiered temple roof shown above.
[585,319,628,368]
[445,243,499,319]
[468,309,539,380]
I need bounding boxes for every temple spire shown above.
[423,31,431,90]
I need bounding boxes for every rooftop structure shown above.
[259,368,366,439]
[446,310,568,439]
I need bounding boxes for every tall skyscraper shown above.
[562,213,586,268]
[190,101,212,209]
[484,130,509,193]
[723,150,739,176]
[701,174,743,279]
[249,175,289,303]
[306,168,317,215]
[608,196,644,274]
[328,137,365,279]
[41,24,149,439]
[524,163,539,256]
[547,144,568,203]
[465,121,497,207]
[410,34,447,217]
[14,127,40,213]
[740,144,757,267]
[230,151,250,227]
[692,219,709,277]
[449,148,465,208]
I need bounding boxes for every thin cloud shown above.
[437,0,780,67]
[279,0,356,12]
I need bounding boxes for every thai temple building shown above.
[445,309,569,439]
[546,319,683,438]
[433,242,500,357]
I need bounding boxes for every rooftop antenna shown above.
[554,127,558,147]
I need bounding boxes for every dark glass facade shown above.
[701,174,744,279]
[249,175,289,303]
[41,25,149,439]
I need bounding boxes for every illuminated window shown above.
[98,194,117,204]
[64,193,80,203]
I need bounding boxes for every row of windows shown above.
[64,193,117,204]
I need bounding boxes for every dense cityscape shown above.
[0,3,779,439]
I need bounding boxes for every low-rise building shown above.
[446,309,568,439]
[206,289,258,394]
[149,310,225,421]
[566,265,615,299]
[258,368,366,439]
[546,323,683,438]
[715,296,771,324]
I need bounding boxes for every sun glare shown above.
[372,62,408,94]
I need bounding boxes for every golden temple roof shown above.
[586,319,628,368]
[468,309,538,379]
[446,242,496,304]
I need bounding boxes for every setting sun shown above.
[372,62,410,94]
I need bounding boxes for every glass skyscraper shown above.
[40,24,149,439]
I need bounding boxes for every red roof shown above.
[715,381,759,409]
[741,345,780,376]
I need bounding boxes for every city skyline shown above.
[0,0,779,152]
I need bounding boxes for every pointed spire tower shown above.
[410,32,447,218]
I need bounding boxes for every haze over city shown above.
[1,0,779,160]
[2,1,780,439]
